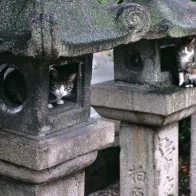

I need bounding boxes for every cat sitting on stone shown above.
[48,67,77,109]
[177,38,195,87]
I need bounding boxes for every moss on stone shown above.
[0,0,150,58]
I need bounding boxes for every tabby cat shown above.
[177,38,195,87]
[48,68,77,108]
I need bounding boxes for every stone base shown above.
[0,119,114,170]
[0,171,84,196]
[0,151,97,184]
[91,81,196,126]
[120,122,178,196]
[0,119,114,196]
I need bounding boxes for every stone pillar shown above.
[120,122,178,196]
[191,113,196,196]
[91,39,196,195]
[0,119,114,196]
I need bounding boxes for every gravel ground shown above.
[88,176,190,196]
[88,160,190,196]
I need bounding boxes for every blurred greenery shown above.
[179,117,191,158]
[179,117,191,195]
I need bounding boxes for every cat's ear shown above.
[68,73,77,82]
[190,38,195,46]
[50,69,59,80]
[187,38,195,50]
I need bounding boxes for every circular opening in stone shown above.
[0,64,27,109]
[126,52,143,72]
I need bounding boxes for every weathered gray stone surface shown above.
[0,119,114,195]
[94,105,195,127]
[91,80,193,195]
[90,1,196,196]
[0,55,93,136]
[122,0,196,39]
[113,39,178,86]
[91,80,196,117]
[114,40,164,85]
[0,171,84,196]
[0,1,150,59]
[0,120,114,170]
[120,122,178,196]
[0,1,125,195]
[0,151,97,184]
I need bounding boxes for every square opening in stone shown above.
[48,58,84,111]
[160,44,178,84]
[160,44,176,72]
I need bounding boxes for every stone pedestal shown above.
[0,171,85,196]
[120,122,178,196]
[91,81,196,196]
[0,120,114,196]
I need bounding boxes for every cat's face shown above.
[53,84,70,97]
[55,74,76,96]
[179,38,195,56]
[50,69,77,98]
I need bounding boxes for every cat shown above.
[0,65,77,108]
[183,62,196,87]
[177,38,195,87]
[48,68,77,109]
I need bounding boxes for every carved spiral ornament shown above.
[116,4,150,42]
[122,10,141,28]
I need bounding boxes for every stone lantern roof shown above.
[123,0,196,39]
[0,0,150,59]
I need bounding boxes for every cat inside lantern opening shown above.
[177,38,195,87]
[48,67,77,109]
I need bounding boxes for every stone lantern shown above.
[0,0,150,195]
[91,0,196,195]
